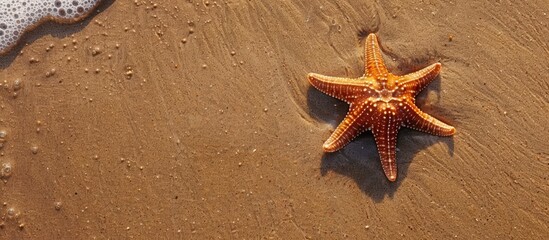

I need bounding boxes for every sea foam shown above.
[0,0,103,55]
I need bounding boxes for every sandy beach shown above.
[0,0,548,239]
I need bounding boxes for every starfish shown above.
[308,33,456,182]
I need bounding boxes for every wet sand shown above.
[0,0,548,239]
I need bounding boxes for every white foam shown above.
[0,0,103,55]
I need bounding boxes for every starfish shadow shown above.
[0,0,115,69]
[308,86,455,202]
[306,83,348,124]
[417,76,461,138]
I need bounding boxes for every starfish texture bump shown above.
[308,33,456,182]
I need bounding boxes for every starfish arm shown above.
[308,73,367,102]
[372,116,401,182]
[365,33,388,77]
[398,63,441,96]
[402,101,456,136]
[322,103,369,152]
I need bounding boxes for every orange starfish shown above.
[308,33,456,182]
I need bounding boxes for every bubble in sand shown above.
[0,0,105,55]
[1,162,12,178]
[0,129,6,149]
[30,146,39,154]
[91,46,101,56]
[6,207,18,219]
[54,201,62,210]
[13,79,22,91]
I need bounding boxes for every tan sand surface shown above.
[0,0,547,239]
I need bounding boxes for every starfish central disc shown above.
[308,33,456,182]
[377,89,395,103]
